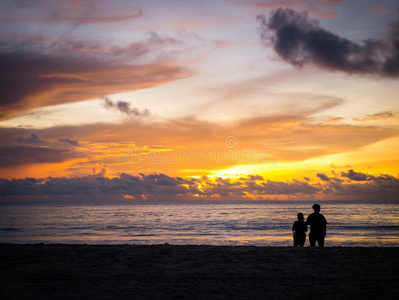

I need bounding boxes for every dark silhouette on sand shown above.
[292,212,307,247]
[306,204,327,247]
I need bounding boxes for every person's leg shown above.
[309,232,316,247]
[299,236,305,247]
[318,235,325,247]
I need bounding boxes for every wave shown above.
[332,225,399,230]
[0,227,20,232]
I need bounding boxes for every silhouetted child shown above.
[292,213,307,247]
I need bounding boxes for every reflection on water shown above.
[1,201,398,247]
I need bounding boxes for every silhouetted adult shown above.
[306,204,327,247]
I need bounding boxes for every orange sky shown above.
[0,0,398,201]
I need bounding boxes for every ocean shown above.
[1,201,398,247]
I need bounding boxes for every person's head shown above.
[297,213,304,220]
[312,204,321,213]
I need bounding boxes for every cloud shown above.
[58,138,79,147]
[0,173,314,197]
[101,96,150,117]
[243,0,345,19]
[0,1,143,25]
[341,169,369,181]
[316,173,330,181]
[246,0,344,9]
[0,146,80,167]
[1,105,396,179]
[0,173,199,197]
[365,6,389,15]
[341,169,396,182]
[1,170,398,201]
[0,34,191,120]
[16,133,43,144]
[0,11,143,24]
[353,111,398,121]
[257,7,399,77]
[88,162,108,179]
[246,0,298,8]
[330,163,351,168]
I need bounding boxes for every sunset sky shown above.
[1,0,398,201]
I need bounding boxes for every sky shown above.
[0,0,398,202]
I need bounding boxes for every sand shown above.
[1,244,398,299]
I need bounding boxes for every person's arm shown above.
[306,214,311,225]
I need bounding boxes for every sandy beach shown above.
[1,244,398,299]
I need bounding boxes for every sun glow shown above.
[1,0,399,201]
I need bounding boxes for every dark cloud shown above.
[16,133,43,144]
[0,46,93,110]
[58,138,79,147]
[341,169,370,181]
[0,146,79,167]
[257,179,320,195]
[317,173,330,181]
[101,96,150,117]
[341,169,397,182]
[0,172,318,198]
[0,173,200,196]
[0,130,82,167]
[0,177,42,196]
[0,36,190,120]
[257,8,399,77]
[326,173,399,201]
[248,175,264,180]
[1,170,398,201]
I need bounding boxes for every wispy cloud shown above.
[0,11,143,24]
[1,108,397,180]
[58,138,79,147]
[353,111,398,121]
[242,0,345,18]
[0,0,143,25]
[364,6,389,15]
[0,146,81,167]
[245,0,344,9]
[0,35,192,120]
[16,133,43,144]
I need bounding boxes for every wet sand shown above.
[1,244,398,299]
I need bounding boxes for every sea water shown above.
[1,201,398,247]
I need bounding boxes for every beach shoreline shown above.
[1,244,399,299]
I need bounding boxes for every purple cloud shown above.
[101,97,150,117]
[257,8,399,77]
[1,170,397,201]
